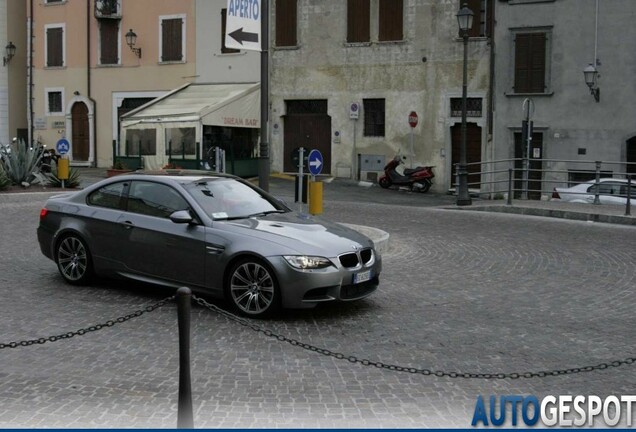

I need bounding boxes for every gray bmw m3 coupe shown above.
[37,173,381,317]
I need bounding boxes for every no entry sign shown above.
[408,111,418,128]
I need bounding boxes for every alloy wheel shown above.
[57,235,91,284]
[229,261,277,316]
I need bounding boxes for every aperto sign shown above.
[225,0,262,52]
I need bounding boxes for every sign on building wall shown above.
[34,118,47,130]
[225,0,262,52]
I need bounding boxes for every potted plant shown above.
[106,160,132,177]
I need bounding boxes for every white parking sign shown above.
[225,0,262,52]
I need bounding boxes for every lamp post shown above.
[456,4,473,206]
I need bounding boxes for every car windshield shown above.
[183,178,287,220]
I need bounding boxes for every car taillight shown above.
[552,189,560,199]
[40,208,48,220]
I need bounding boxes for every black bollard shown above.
[626,175,632,217]
[177,287,194,429]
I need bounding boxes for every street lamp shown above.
[583,63,600,102]
[125,29,142,58]
[3,41,16,66]
[456,4,473,206]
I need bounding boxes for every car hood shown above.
[218,212,375,256]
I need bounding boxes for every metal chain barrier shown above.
[193,295,635,380]
[0,295,175,350]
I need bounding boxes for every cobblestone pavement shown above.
[0,179,635,428]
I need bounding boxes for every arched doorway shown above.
[71,102,89,162]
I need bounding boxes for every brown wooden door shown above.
[451,123,482,188]
[72,103,89,161]
[283,114,331,174]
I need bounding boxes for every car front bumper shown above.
[267,254,382,309]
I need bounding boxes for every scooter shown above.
[378,154,435,193]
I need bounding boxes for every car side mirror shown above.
[170,210,194,224]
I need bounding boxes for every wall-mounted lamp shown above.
[583,63,600,102]
[125,29,142,58]
[3,41,16,66]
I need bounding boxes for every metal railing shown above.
[453,158,635,197]
[451,158,635,215]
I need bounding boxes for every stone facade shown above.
[492,0,636,198]
[269,0,491,192]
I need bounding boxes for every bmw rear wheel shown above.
[56,234,93,285]
[227,258,280,317]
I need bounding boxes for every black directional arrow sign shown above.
[228,28,259,45]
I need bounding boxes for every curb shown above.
[453,205,636,227]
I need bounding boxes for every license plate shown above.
[353,270,372,284]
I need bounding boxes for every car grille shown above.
[338,248,374,269]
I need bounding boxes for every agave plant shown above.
[0,139,43,185]
[46,167,81,188]
[0,163,10,190]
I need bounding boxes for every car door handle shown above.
[121,220,135,230]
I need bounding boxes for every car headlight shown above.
[283,255,333,269]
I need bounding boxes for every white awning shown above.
[120,82,260,128]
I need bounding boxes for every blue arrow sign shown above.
[308,149,323,176]
[56,138,70,155]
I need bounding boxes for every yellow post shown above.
[57,158,69,180]
[308,180,323,215]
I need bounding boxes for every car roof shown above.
[582,178,629,184]
[112,170,241,183]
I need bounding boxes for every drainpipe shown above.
[28,0,34,146]
[87,1,97,166]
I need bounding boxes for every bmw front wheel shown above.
[227,258,280,317]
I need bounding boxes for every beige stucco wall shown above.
[30,0,196,167]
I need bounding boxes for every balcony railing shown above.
[94,0,121,19]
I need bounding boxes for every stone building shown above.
[492,0,636,199]
[269,0,493,192]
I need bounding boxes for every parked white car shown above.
[551,178,635,206]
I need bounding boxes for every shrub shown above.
[46,167,81,188]
[0,139,43,185]
[0,164,10,190]
[113,160,128,170]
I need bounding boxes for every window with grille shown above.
[276,0,297,47]
[221,9,240,53]
[347,0,370,43]
[514,32,547,93]
[46,89,64,115]
[450,98,482,117]
[46,25,64,67]
[99,20,119,64]
[363,99,385,137]
[379,0,403,41]
[161,17,184,62]
[460,0,493,38]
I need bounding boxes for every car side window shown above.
[87,181,127,209]
[127,181,189,219]
[597,183,613,195]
